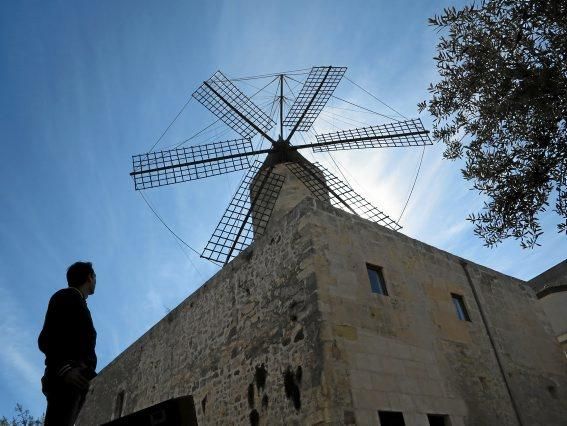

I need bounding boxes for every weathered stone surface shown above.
[307,200,567,426]
[528,260,567,356]
[78,197,567,426]
[78,200,329,425]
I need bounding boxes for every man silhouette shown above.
[39,261,98,426]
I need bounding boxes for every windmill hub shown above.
[263,139,298,168]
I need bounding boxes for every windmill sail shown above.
[131,138,255,190]
[193,71,275,140]
[311,119,431,152]
[201,162,285,265]
[283,66,347,135]
[286,161,401,231]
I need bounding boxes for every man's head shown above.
[66,261,96,296]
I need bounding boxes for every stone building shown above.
[78,163,567,426]
[528,260,567,357]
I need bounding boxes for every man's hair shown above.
[66,262,94,288]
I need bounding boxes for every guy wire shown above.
[138,191,214,272]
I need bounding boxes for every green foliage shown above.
[420,0,567,247]
[0,404,44,426]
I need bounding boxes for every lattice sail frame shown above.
[284,66,347,132]
[313,118,431,152]
[201,159,400,265]
[192,71,275,138]
[131,138,254,190]
[286,161,401,231]
[201,162,286,265]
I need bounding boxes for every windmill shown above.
[130,66,431,265]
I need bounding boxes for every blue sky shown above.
[1,0,565,418]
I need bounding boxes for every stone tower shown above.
[78,164,567,425]
[250,151,328,234]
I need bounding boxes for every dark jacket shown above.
[38,288,97,381]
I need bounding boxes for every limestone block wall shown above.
[539,292,567,353]
[539,291,567,338]
[528,261,567,355]
[77,201,334,425]
[304,200,567,426]
[78,197,567,426]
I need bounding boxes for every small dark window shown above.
[367,264,388,295]
[428,413,450,426]
[378,410,405,425]
[451,294,470,321]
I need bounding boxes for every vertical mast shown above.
[279,74,284,140]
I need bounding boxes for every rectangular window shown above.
[427,413,450,426]
[451,293,471,321]
[378,410,405,426]
[367,264,388,295]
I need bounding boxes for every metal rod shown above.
[459,260,525,426]
[286,66,332,143]
[203,81,276,144]
[290,130,430,150]
[130,148,273,177]
[294,160,357,216]
[225,166,275,263]
[279,74,284,140]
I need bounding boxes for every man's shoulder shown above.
[50,288,83,305]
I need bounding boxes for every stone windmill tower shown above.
[78,68,567,426]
